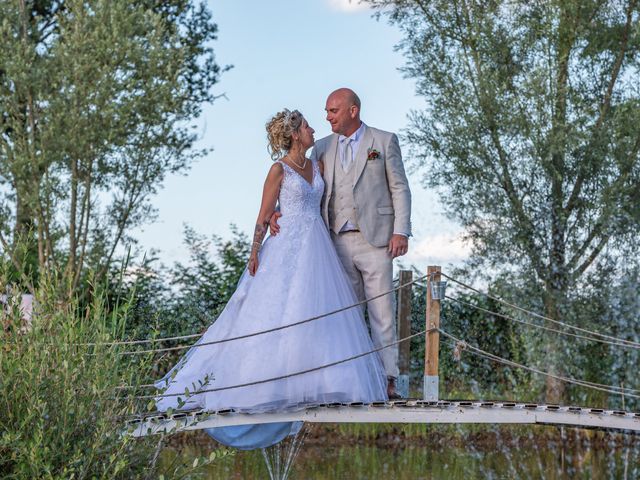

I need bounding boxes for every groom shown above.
[273,88,411,398]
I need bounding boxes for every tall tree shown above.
[368,0,640,401]
[0,0,226,293]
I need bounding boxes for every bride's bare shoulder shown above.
[264,161,284,184]
[270,161,284,173]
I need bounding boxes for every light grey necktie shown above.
[342,137,353,171]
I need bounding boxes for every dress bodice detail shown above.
[276,159,323,220]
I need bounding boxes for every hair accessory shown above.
[283,109,293,128]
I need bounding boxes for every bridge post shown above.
[424,265,441,401]
[397,270,413,399]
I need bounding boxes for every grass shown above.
[0,269,229,479]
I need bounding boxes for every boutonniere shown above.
[367,148,380,161]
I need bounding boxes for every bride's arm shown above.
[248,163,284,276]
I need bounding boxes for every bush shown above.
[407,279,529,400]
[0,268,228,479]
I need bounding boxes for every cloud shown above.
[326,0,370,13]
[406,232,472,267]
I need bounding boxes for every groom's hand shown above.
[269,212,282,236]
[388,234,408,258]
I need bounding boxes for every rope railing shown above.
[120,271,638,394]
[90,276,403,348]
[83,332,203,347]
[114,274,428,356]
[128,327,433,400]
[446,295,640,350]
[439,328,640,398]
[88,276,407,348]
[124,324,639,417]
[113,267,640,428]
[441,272,640,349]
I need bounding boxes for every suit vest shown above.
[329,163,359,234]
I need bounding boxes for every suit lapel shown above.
[353,125,374,186]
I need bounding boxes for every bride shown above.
[154,109,388,449]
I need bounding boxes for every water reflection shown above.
[162,425,640,479]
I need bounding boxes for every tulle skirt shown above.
[155,213,388,414]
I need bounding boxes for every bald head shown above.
[325,88,362,136]
[328,88,361,109]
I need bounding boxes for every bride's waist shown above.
[276,212,323,232]
[278,210,321,221]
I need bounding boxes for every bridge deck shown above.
[126,400,640,437]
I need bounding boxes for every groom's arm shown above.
[385,133,412,238]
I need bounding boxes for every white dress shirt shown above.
[338,121,366,170]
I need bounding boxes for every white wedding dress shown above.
[155,158,387,448]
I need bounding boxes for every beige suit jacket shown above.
[311,124,412,248]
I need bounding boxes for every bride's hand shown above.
[248,252,259,276]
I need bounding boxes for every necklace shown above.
[289,154,307,170]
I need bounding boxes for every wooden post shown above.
[397,270,413,399]
[424,266,441,401]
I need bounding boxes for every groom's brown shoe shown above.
[387,376,402,400]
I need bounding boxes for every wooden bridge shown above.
[127,400,640,437]
[126,266,640,437]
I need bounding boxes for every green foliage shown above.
[0,266,148,478]
[407,282,529,400]
[99,224,250,380]
[0,0,227,292]
[169,224,252,330]
[114,224,250,342]
[0,261,230,478]
[370,0,640,400]
[440,293,531,400]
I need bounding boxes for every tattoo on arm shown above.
[251,222,267,255]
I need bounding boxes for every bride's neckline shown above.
[280,158,314,186]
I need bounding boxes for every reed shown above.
[0,265,228,479]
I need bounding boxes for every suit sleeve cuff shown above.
[393,232,410,238]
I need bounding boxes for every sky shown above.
[132,0,470,271]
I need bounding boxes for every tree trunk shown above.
[13,188,33,244]
[543,283,568,403]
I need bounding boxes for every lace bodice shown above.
[276,159,323,220]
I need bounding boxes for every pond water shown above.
[161,424,639,479]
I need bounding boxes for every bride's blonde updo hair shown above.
[266,109,304,160]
